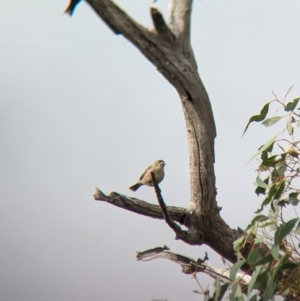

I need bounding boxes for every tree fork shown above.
[84,0,263,268]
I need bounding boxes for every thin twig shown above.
[151,172,188,240]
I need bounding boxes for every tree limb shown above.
[93,188,186,223]
[136,246,251,285]
[168,0,195,62]
[83,0,261,269]
[151,172,203,244]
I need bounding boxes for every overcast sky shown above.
[1,0,300,300]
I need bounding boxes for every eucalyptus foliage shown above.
[214,87,300,301]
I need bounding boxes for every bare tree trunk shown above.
[86,0,246,266]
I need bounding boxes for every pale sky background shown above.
[1,0,300,300]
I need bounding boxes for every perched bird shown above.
[64,0,82,16]
[129,159,166,191]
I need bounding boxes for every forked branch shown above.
[151,172,203,244]
[82,0,256,268]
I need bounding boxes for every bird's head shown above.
[156,159,166,168]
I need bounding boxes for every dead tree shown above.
[64,0,273,285]
[84,0,250,265]
[64,2,300,299]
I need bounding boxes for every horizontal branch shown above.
[136,246,251,284]
[93,188,186,223]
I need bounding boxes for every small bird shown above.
[64,0,82,16]
[129,159,166,191]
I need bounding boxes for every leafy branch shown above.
[228,86,300,301]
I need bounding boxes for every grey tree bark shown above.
[85,0,253,268]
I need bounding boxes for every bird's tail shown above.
[129,183,141,191]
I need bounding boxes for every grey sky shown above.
[1,0,300,300]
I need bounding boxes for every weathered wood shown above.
[85,0,251,266]
[94,188,186,223]
[136,246,251,285]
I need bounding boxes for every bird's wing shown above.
[139,165,152,180]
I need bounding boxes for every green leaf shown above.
[255,269,268,288]
[215,282,229,301]
[245,215,269,231]
[268,184,278,199]
[278,199,288,207]
[275,218,299,245]
[276,164,286,179]
[229,259,246,281]
[254,254,273,267]
[271,244,279,260]
[272,255,291,286]
[297,120,300,128]
[255,185,266,197]
[260,221,275,228]
[233,236,245,251]
[249,294,258,301]
[234,284,244,301]
[262,116,283,127]
[289,192,299,198]
[274,181,285,200]
[255,198,270,214]
[247,248,263,267]
[247,134,277,163]
[270,200,276,213]
[284,85,294,101]
[265,271,277,299]
[260,144,274,163]
[255,184,279,213]
[280,262,299,270]
[285,97,300,112]
[247,266,263,297]
[254,233,268,244]
[288,197,299,206]
[260,155,278,168]
[256,176,268,188]
[271,168,279,183]
[287,117,293,135]
[243,103,270,136]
